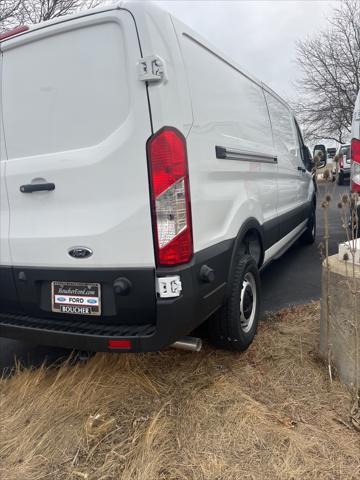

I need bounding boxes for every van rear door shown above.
[2,10,154,271]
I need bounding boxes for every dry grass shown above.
[316,163,335,183]
[0,303,359,480]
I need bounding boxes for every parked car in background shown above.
[0,1,316,354]
[333,144,351,185]
[327,147,336,160]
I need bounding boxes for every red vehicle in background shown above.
[351,90,360,193]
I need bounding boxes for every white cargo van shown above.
[0,1,315,352]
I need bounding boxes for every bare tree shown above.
[0,0,22,28]
[294,0,360,144]
[0,0,101,32]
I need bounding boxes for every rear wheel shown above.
[208,254,260,351]
[300,205,316,245]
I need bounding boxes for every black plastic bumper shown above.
[0,240,233,352]
[0,312,156,351]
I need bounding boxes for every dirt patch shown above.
[0,303,359,480]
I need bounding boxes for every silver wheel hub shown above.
[240,272,257,333]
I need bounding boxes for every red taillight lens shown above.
[352,138,360,163]
[147,127,193,266]
[0,25,29,41]
[351,138,360,193]
[108,339,132,350]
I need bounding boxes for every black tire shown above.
[300,206,316,245]
[338,172,344,185]
[208,254,260,351]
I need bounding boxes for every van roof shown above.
[1,0,291,111]
[0,1,127,35]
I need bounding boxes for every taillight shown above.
[351,138,360,193]
[339,157,344,169]
[147,127,193,266]
[0,25,29,41]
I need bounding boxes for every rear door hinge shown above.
[137,55,166,83]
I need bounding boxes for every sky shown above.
[155,0,339,102]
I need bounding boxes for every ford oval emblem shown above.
[68,247,93,259]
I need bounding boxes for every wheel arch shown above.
[227,218,265,294]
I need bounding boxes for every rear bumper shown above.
[0,312,156,352]
[0,284,225,353]
[0,241,232,352]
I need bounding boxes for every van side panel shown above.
[264,91,304,218]
[173,29,278,253]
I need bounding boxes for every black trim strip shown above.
[262,217,279,250]
[216,146,277,164]
[262,202,311,250]
[278,203,311,239]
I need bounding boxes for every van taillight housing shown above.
[147,127,193,266]
[351,138,360,193]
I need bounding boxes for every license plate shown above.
[51,281,101,316]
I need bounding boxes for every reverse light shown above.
[147,127,193,266]
[351,138,360,193]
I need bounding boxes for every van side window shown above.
[264,92,298,167]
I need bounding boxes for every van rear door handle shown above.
[297,166,306,173]
[20,183,55,193]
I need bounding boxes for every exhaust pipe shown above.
[171,336,202,352]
